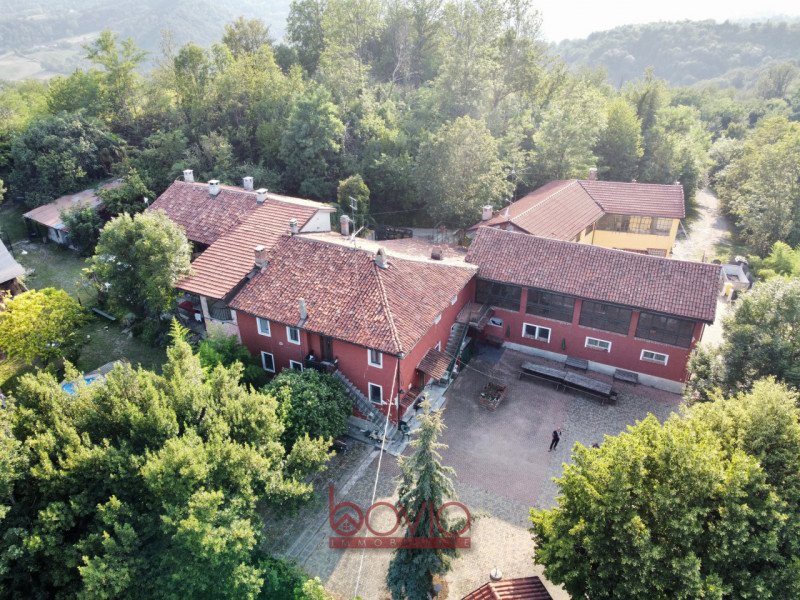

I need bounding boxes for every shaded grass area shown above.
[0,203,28,245]
[0,240,167,392]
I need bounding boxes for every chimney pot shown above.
[183,169,194,183]
[289,218,299,235]
[481,205,493,221]
[255,188,268,204]
[674,180,681,186]
[340,214,351,236]
[431,246,443,260]
[299,298,308,320]
[254,245,268,269]
[208,180,221,196]
[243,176,254,191]
[375,247,388,269]
[588,167,598,181]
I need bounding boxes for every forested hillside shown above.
[0,0,291,77]
[557,20,800,88]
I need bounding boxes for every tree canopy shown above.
[531,379,800,600]
[86,211,191,320]
[0,288,87,366]
[0,323,332,598]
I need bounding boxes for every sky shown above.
[538,0,800,42]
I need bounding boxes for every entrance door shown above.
[321,336,334,362]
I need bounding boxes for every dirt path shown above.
[672,188,733,346]
[672,188,733,262]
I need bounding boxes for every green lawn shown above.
[0,239,168,393]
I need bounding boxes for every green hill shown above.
[556,19,800,88]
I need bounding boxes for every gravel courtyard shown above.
[272,346,683,599]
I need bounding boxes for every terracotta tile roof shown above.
[472,179,685,239]
[466,227,721,323]
[417,348,452,379]
[177,200,320,300]
[229,236,476,355]
[148,181,259,246]
[0,241,24,284]
[462,576,553,600]
[23,180,120,229]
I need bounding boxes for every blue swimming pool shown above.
[61,374,101,395]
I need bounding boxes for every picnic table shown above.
[520,362,567,387]
[519,361,616,403]
[563,372,615,403]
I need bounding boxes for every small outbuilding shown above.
[23,180,120,247]
[0,240,25,294]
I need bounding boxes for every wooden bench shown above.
[91,308,117,322]
[484,334,504,348]
[613,369,639,384]
[565,356,589,371]
[562,372,616,404]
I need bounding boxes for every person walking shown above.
[548,429,560,452]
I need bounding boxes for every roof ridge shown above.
[575,179,607,212]
[373,259,404,355]
[513,180,598,224]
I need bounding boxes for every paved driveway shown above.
[440,347,682,509]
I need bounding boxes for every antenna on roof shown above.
[349,226,364,249]
[349,196,358,212]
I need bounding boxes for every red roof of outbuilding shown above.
[473,179,685,239]
[23,180,121,229]
[466,227,721,323]
[462,576,553,600]
[229,236,476,355]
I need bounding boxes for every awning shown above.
[417,348,452,380]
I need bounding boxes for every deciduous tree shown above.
[531,379,800,600]
[87,210,191,319]
[0,288,87,365]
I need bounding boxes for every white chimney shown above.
[183,169,194,183]
[243,176,254,191]
[299,298,308,320]
[481,205,493,221]
[375,248,388,269]
[340,214,351,236]
[208,180,221,196]
[254,245,268,269]
[588,167,598,181]
[255,188,267,204]
[289,218,299,235]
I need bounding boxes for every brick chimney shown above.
[375,247,388,269]
[254,245,268,269]
[208,180,221,196]
[588,167,598,181]
[481,205,493,221]
[243,176,254,191]
[255,188,267,204]
[289,218,299,235]
[340,214,351,236]
[183,169,194,183]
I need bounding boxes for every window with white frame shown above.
[261,351,275,373]
[368,348,383,368]
[368,383,383,404]
[488,317,504,328]
[522,323,551,343]
[641,349,669,365]
[585,337,612,352]
[289,360,303,371]
[286,326,300,345]
[257,317,271,336]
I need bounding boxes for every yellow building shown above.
[471,173,685,257]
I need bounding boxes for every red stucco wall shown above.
[483,288,703,382]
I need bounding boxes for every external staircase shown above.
[334,370,397,439]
